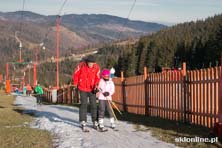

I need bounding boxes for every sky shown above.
[0,0,222,25]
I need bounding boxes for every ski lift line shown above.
[40,0,68,47]
[14,0,26,46]
[22,0,26,12]
[20,0,26,33]
[58,0,68,16]
[14,0,26,56]
[114,0,137,41]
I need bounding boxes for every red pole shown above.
[29,65,30,84]
[35,48,38,64]
[33,47,38,86]
[22,76,24,87]
[19,48,22,62]
[6,63,8,80]
[33,63,36,86]
[19,42,23,62]
[56,16,61,89]
[35,47,37,84]
[5,63,10,93]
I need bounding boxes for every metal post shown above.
[19,42,22,62]
[56,16,61,89]
[28,65,30,84]
[19,48,21,62]
[6,63,8,80]
[33,47,38,86]
[33,63,36,86]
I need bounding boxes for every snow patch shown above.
[14,96,177,148]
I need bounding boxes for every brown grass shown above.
[0,92,53,148]
[116,112,222,148]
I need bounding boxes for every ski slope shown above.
[14,96,177,148]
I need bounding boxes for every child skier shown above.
[97,69,116,131]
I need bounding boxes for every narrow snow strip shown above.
[14,96,177,148]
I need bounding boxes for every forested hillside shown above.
[36,14,222,86]
[97,14,222,77]
[0,11,165,79]
[3,14,222,86]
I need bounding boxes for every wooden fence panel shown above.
[124,75,145,115]
[112,78,124,111]
[146,71,184,121]
[187,67,219,128]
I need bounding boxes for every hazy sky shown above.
[0,0,222,25]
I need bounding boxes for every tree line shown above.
[97,14,222,77]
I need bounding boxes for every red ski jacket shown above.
[73,62,100,92]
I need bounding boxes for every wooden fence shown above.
[112,76,146,115]
[43,86,79,104]
[42,66,222,129]
[112,66,221,129]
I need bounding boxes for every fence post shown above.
[214,55,222,137]
[67,86,71,104]
[70,86,73,104]
[182,62,188,123]
[73,87,79,103]
[121,71,127,112]
[121,71,124,82]
[57,89,59,103]
[144,67,149,116]
[218,64,222,136]
[144,67,147,80]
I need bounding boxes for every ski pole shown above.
[110,101,122,115]
[107,99,118,121]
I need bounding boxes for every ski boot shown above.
[93,121,99,130]
[81,121,89,132]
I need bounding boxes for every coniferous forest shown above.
[97,14,222,77]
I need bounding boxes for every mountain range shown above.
[0,11,166,53]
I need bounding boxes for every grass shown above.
[115,111,222,148]
[0,91,53,148]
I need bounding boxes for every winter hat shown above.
[86,55,96,63]
[102,69,110,77]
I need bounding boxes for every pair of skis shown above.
[82,126,118,132]
[97,126,119,132]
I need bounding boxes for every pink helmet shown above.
[102,69,110,77]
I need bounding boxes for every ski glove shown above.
[92,88,99,94]
[103,92,110,97]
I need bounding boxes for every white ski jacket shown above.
[97,78,115,100]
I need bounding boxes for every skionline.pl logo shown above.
[175,136,218,143]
